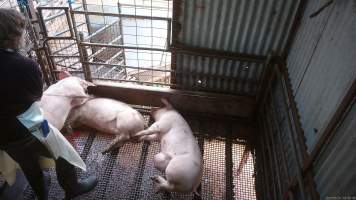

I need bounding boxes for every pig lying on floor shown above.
[39,76,94,130]
[65,98,146,153]
[134,99,203,194]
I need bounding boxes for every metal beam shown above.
[71,10,171,21]
[171,43,267,63]
[88,84,256,118]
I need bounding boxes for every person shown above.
[0,8,97,200]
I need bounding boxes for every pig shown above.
[39,76,94,130]
[64,98,146,153]
[134,99,203,194]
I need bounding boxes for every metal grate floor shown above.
[2,112,256,200]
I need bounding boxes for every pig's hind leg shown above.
[102,134,130,153]
[154,152,171,172]
[151,175,174,193]
[134,122,161,141]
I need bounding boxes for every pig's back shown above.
[75,98,144,134]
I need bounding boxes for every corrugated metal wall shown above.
[177,0,298,55]
[255,66,315,200]
[173,0,300,95]
[175,54,262,95]
[313,103,356,198]
[286,0,356,152]
[286,0,356,198]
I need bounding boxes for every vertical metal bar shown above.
[170,0,183,88]
[263,104,283,199]
[128,141,149,200]
[255,144,265,200]
[117,1,127,78]
[268,93,292,193]
[81,0,92,36]
[43,45,57,81]
[279,65,309,162]
[37,8,48,38]
[80,132,96,161]
[166,19,171,50]
[150,0,154,85]
[256,53,273,103]
[257,119,268,199]
[263,117,279,200]
[194,126,204,200]
[278,64,319,200]
[68,2,93,83]
[35,49,51,86]
[276,70,307,199]
[79,32,93,82]
[64,7,75,38]
[225,123,234,200]
[259,117,277,200]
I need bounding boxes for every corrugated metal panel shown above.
[174,0,300,95]
[286,0,356,151]
[178,0,299,55]
[271,79,300,180]
[286,0,334,92]
[176,53,262,95]
[313,103,356,198]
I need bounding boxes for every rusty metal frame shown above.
[277,64,319,200]
[276,66,307,199]
[254,61,319,199]
[37,6,74,39]
[304,79,356,173]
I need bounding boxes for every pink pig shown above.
[134,99,203,194]
[65,98,146,153]
[39,76,94,130]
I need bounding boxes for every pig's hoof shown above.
[101,148,112,154]
[150,176,160,183]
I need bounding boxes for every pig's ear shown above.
[58,70,71,80]
[161,98,173,109]
[150,107,159,115]
[79,79,95,90]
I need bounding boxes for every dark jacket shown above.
[0,48,43,145]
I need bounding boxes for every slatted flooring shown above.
[1,111,256,200]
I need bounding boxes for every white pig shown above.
[64,98,146,152]
[39,77,93,130]
[134,99,203,194]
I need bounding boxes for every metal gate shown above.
[36,1,172,86]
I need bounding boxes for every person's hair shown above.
[0,8,26,49]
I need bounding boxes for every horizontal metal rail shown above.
[93,77,175,87]
[84,61,174,73]
[92,53,124,75]
[37,6,70,10]
[119,3,172,11]
[54,22,86,37]
[46,39,77,55]
[81,42,168,52]
[88,36,123,59]
[50,55,80,58]
[71,10,171,21]
[86,61,260,83]
[53,69,83,73]
[85,20,119,41]
[102,65,123,78]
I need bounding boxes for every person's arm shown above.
[23,58,44,101]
